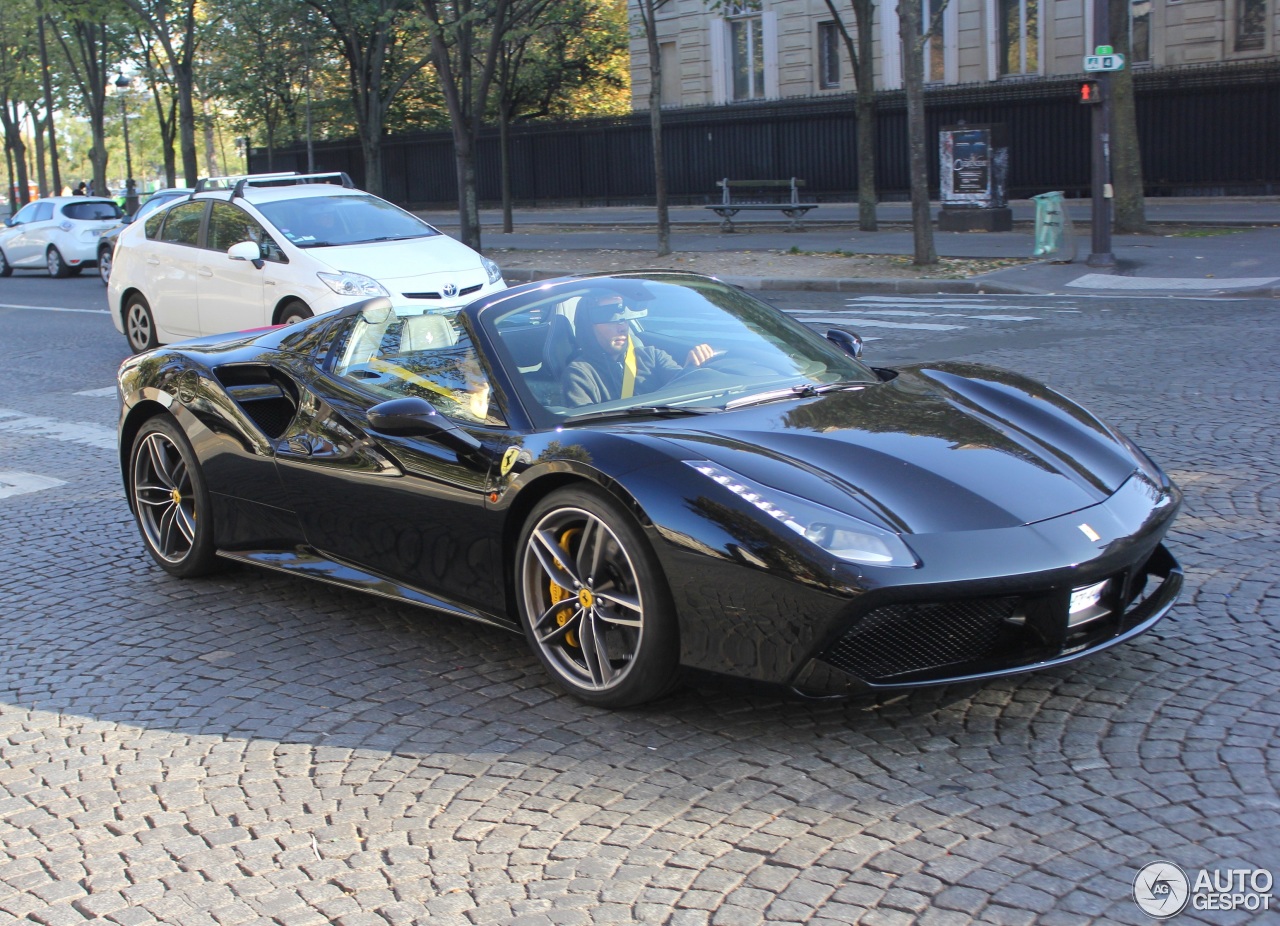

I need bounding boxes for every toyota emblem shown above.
[442,283,458,298]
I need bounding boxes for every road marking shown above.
[0,471,67,499]
[0,302,110,315]
[74,386,118,398]
[789,315,967,331]
[1067,273,1279,291]
[0,408,115,450]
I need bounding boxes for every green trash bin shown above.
[1031,191,1076,262]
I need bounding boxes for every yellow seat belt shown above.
[367,357,457,402]
[621,334,637,399]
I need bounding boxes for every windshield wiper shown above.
[724,380,869,410]
[561,405,717,424]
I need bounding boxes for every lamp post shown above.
[114,72,138,214]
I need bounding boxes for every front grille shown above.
[403,284,482,300]
[824,597,1021,683]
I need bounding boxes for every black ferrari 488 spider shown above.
[118,271,1182,707]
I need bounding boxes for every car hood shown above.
[312,235,487,285]
[642,363,1144,534]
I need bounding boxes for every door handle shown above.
[146,256,160,265]
[198,267,213,278]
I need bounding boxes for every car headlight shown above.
[317,270,389,297]
[482,256,503,285]
[686,461,918,567]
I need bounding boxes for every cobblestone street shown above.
[1,276,1276,924]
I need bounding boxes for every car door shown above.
[198,202,287,335]
[271,310,507,613]
[1,203,39,264]
[149,201,207,337]
[5,202,53,266]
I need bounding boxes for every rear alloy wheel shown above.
[279,300,313,326]
[125,294,159,353]
[47,246,71,278]
[98,246,113,284]
[0,250,11,277]
[129,416,220,577]
[515,485,679,707]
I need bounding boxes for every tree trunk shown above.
[2,108,30,207]
[644,8,669,257]
[31,111,49,197]
[174,64,200,185]
[1109,0,1146,233]
[36,1,62,194]
[453,124,481,250]
[899,0,936,265]
[499,104,513,234]
[853,0,877,232]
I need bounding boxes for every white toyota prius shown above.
[108,172,505,353]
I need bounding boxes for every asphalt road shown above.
[1,273,1277,925]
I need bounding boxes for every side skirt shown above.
[217,548,518,633]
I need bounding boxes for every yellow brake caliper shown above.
[548,528,581,647]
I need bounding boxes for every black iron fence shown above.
[250,61,1280,208]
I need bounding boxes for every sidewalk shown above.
[419,198,1280,298]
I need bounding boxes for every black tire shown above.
[515,484,680,707]
[0,249,11,277]
[278,300,313,326]
[128,415,221,578]
[124,293,159,353]
[98,246,113,284]
[47,246,71,278]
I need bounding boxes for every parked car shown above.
[97,188,194,284]
[116,271,1183,708]
[0,196,124,277]
[107,171,505,353]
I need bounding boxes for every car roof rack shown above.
[188,172,357,200]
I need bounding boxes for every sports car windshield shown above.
[256,193,440,248]
[483,274,881,426]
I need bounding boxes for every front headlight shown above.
[482,256,503,285]
[686,461,918,567]
[317,270,389,297]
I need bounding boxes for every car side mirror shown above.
[826,327,864,360]
[227,240,264,269]
[3,217,14,227]
[367,396,483,454]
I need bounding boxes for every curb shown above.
[501,268,1279,298]
[501,267,1040,296]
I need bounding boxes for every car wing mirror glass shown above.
[367,396,483,454]
[826,327,864,359]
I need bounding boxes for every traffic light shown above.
[1079,80,1102,104]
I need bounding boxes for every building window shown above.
[924,0,946,82]
[1235,0,1266,49]
[1130,0,1151,62]
[998,0,1039,75]
[818,21,840,88]
[660,41,681,106]
[729,1,766,100]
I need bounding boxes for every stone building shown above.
[628,0,1277,108]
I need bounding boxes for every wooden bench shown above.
[705,178,818,232]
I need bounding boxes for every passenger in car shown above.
[562,292,715,407]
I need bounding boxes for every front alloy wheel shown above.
[129,416,219,577]
[516,487,679,707]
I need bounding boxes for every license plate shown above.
[1068,579,1109,626]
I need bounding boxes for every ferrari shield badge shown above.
[500,446,521,476]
